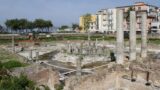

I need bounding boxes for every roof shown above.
[116,2,159,9]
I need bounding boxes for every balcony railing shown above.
[148,12,157,17]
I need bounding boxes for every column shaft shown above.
[116,10,124,64]
[129,11,137,61]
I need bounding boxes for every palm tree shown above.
[5,18,53,34]
[18,19,28,33]
[26,21,34,33]
[34,19,45,33]
[5,19,19,33]
[45,20,53,32]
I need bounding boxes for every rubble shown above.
[11,64,60,90]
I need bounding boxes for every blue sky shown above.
[0,0,159,27]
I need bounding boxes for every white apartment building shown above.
[89,9,117,33]
[89,21,97,32]
[158,9,160,21]
[96,9,108,33]
[87,2,160,34]
[107,9,117,33]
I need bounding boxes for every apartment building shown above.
[88,21,97,32]
[96,9,108,33]
[117,2,159,32]
[79,15,97,33]
[80,2,160,33]
[89,9,117,33]
[107,9,117,33]
[158,9,160,21]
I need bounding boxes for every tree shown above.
[5,19,19,33]
[83,14,91,32]
[34,19,53,33]
[0,25,4,33]
[5,19,12,29]
[125,7,135,22]
[0,74,35,90]
[59,25,69,30]
[34,19,45,32]
[18,19,28,33]
[45,20,53,32]
[5,18,53,34]
[26,21,34,33]
[78,26,82,31]
[72,23,79,30]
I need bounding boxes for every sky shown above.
[0,0,160,27]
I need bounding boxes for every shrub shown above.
[0,74,35,90]
[2,61,26,69]
[54,84,64,90]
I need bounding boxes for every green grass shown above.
[148,38,160,45]
[0,39,11,45]
[0,35,159,45]
[0,48,22,62]
[124,38,160,45]
[0,48,27,69]
[2,60,27,69]
[38,35,115,42]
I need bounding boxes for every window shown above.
[139,24,142,29]
[91,23,93,25]
[138,7,141,10]
[151,26,157,29]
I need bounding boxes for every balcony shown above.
[103,19,107,21]
[148,12,157,17]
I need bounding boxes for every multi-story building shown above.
[107,9,117,33]
[158,9,160,21]
[88,21,97,32]
[79,2,160,33]
[79,15,97,32]
[117,2,159,32]
[92,9,117,33]
[96,9,108,33]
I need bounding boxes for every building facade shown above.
[90,9,117,33]
[158,9,160,21]
[96,9,108,33]
[107,9,117,33]
[79,2,160,33]
[79,15,97,33]
[88,21,97,32]
[117,2,159,32]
